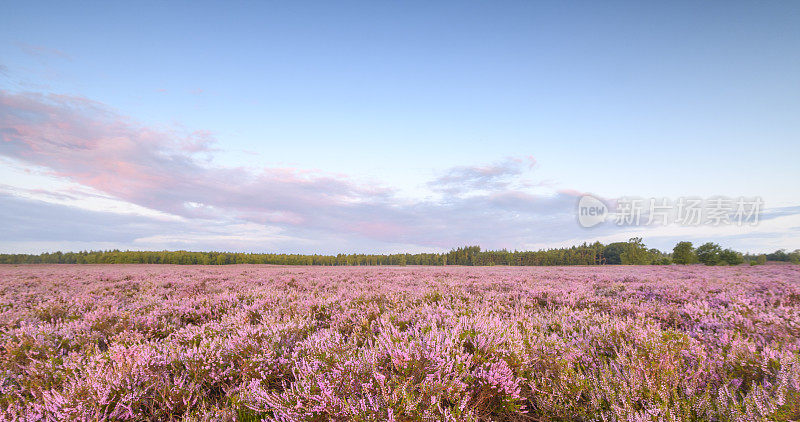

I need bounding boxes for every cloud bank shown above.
[1,89,797,254]
[0,90,595,252]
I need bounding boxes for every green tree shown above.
[766,249,789,261]
[672,241,697,264]
[718,248,743,265]
[602,242,628,265]
[696,242,722,266]
[620,237,652,265]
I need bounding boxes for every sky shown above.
[1,0,799,254]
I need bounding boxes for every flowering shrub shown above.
[1,264,799,421]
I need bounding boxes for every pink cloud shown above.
[0,89,587,248]
[0,90,399,230]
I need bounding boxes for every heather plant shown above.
[1,264,799,421]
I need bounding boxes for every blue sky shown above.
[1,1,799,254]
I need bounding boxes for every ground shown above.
[1,264,799,421]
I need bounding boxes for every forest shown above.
[2,239,795,266]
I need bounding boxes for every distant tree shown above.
[766,249,789,262]
[647,248,671,265]
[719,249,743,265]
[757,254,767,265]
[603,242,628,265]
[696,242,722,266]
[672,241,698,264]
[620,237,652,265]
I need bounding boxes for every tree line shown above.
[0,240,796,266]
[0,245,606,266]
[672,241,800,266]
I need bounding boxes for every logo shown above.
[575,195,762,228]
[577,195,608,228]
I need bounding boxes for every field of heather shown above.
[1,265,799,421]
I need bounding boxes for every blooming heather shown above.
[0,265,799,421]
